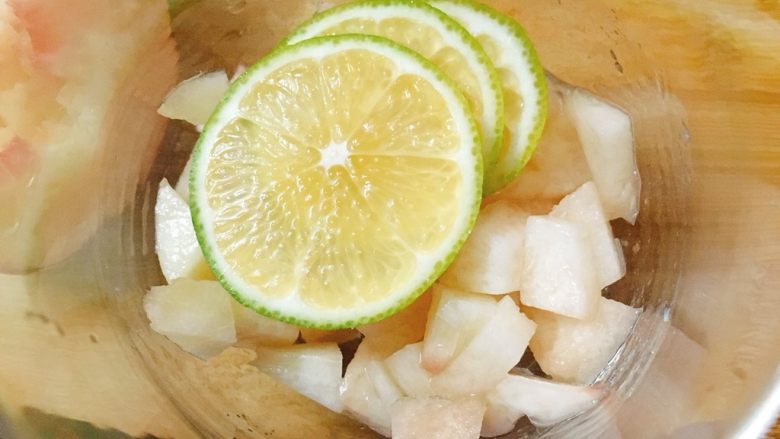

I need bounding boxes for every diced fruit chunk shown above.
[551,181,626,288]
[155,179,212,282]
[563,89,640,223]
[421,286,497,373]
[157,70,229,127]
[340,341,403,436]
[521,215,600,320]
[366,360,405,409]
[439,201,529,294]
[391,397,486,439]
[431,297,536,397]
[527,298,640,384]
[143,279,235,359]
[483,373,599,436]
[358,290,432,357]
[251,343,343,413]
[384,343,433,398]
[231,301,299,347]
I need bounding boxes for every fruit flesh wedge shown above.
[158,70,230,128]
[521,215,601,320]
[391,397,486,439]
[191,35,481,328]
[563,88,640,223]
[551,181,626,288]
[143,279,236,360]
[284,0,503,186]
[430,296,536,397]
[439,200,529,294]
[421,285,498,373]
[155,179,213,282]
[429,0,547,194]
[526,298,640,384]
[251,343,344,413]
[485,373,600,432]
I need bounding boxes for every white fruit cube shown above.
[431,297,536,398]
[521,215,600,320]
[421,285,498,373]
[144,279,236,359]
[384,342,433,398]
[564,89,641,224]
[158,70,230,127]
[231,301,299,347]
[483,373,600,436]
[155,179,212,282]
[366,360,405,409]
[359,289,432,357]
[439,201,529,294]
[527,298,640,384]
[551,182,626,287]
[341,341,403,436]
[391,397,486,439]
[251,343,343,413]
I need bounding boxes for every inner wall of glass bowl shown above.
[98,1,692,438]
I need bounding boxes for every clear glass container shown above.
[0,0,778,438]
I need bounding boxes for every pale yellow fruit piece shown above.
[341,341,404,436]
[154,179,213,282]
[143,279,236,360]
[526,298,640,384]
[521,215,600,320]
[563,88,641,223]
[439,200,529,294]
[384,342,433,398]
[421,285,497,374]
[158,70,229,127]
[430,296,535,398]
[551,181,626,288]
[251,343,343,413]
[482,373,600,436]
[390,397,486,439]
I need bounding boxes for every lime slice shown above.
[283,0,503,189]
[429,0,548,194]
[190,35,482,329]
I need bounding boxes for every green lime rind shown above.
[429,0,548,195]
[190,34,483,329]
[281,0,504,188]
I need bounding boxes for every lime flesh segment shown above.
[284,0,503,189]
[191,35,482,328]
[429,0,548,194]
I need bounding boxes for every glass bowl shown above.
[0,0,778,438]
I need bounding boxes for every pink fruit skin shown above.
[0,0,178,272]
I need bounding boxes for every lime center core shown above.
[319,140,350,170]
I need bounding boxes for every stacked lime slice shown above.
[189,0,547,328]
